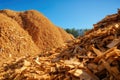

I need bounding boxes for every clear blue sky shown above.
[0,0,120,29]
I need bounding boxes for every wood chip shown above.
[107,38,120,48]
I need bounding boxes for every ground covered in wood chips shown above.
[1,10,120,80]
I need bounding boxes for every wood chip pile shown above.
[0,10,120,80]
[0,10,74,52]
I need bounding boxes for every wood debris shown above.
[1,10,120,80]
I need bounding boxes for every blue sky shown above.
[0,0,120,29]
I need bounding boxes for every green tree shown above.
[65,28,90,37]
[65,28,79,37]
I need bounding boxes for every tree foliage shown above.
[65,28,90,37]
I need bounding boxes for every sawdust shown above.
[0,9,74,51]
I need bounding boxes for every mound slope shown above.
[0,13,39,65]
